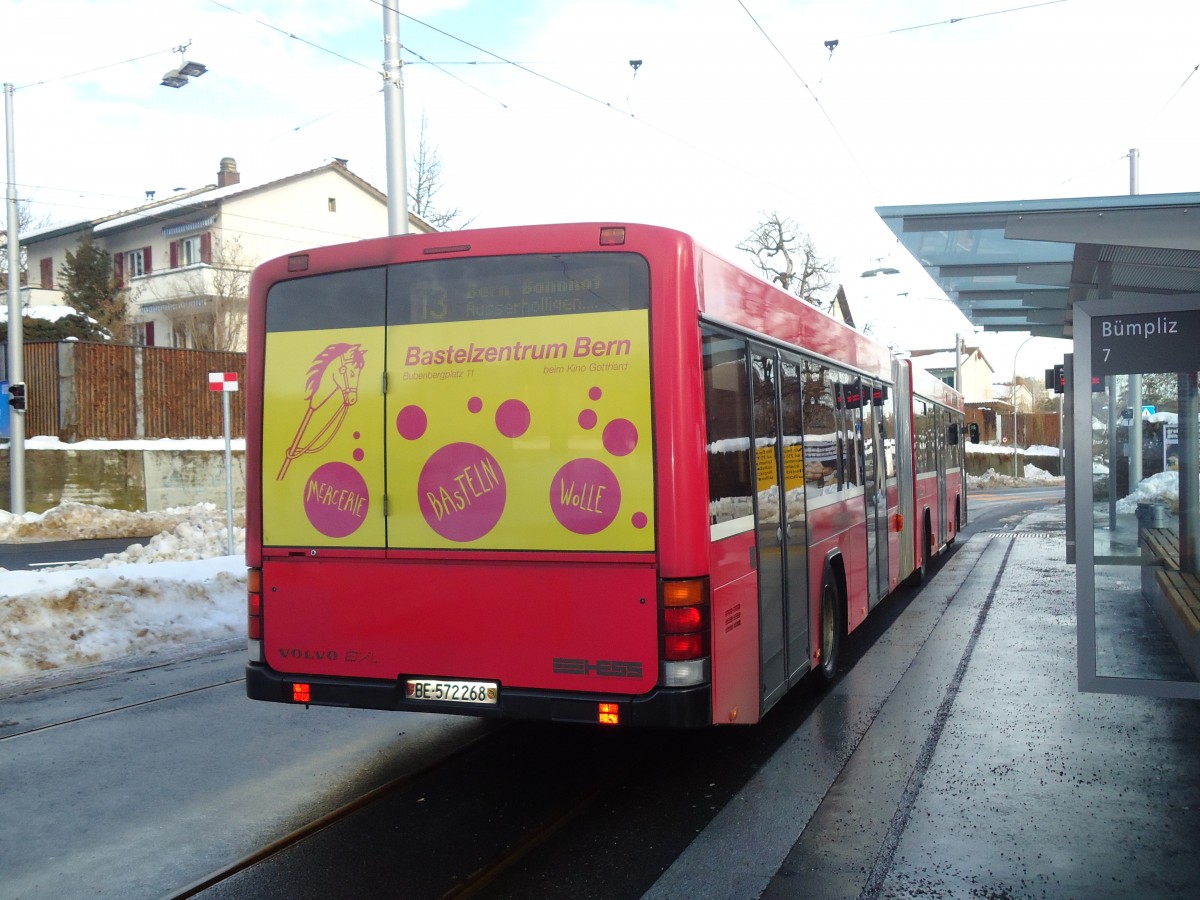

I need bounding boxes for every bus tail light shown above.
[247,567,264,663]
[893,513,905,532]
[659,577,711,687]
[598,702,620,725]
[292,683,311,704]
[599,226,626,246]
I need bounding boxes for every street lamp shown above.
[160,42,207,88]
[6,43,205,514]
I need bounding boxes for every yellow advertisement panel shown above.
[386,309,654,551]
[260,327,387,547]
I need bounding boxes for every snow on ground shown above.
[0,502,245,684]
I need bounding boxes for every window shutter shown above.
[200,232,212,264]
[170,240,179,268]
[40,257,53,288]
[145,322,156,346]
[113,252,125,287]
[143,245,152,274]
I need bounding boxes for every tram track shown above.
[164,720,649,900]
[0,674,246,740]
[165,723,510,900]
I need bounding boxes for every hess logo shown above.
[553,657,643,678]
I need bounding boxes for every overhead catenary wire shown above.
[14,47,179,91]
[735,0,879,195]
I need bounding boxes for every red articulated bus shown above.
[245,223,966,728]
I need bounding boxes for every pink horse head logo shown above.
[277,342,367,480]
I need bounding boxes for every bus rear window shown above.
[386,253,649,325]
[265,267,386,333]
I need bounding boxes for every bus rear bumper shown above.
[245,663,713,728]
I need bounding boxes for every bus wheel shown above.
[818,566,842,683]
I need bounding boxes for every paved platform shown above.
[646,507,1200,899]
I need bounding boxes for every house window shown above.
[328,197,337,212]
[115,246,151,287]
[171,233,211,268]
[125,248,147,278]
[40,257,53,288]
[180,236,202,266]
[126,249,145,278]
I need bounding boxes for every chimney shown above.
[217,157,240,187]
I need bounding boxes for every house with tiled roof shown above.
[18,158,432,349]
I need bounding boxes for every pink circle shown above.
[468,397,483,414]
[589,386,602,401]
[396,406,427,441]
[353,431,361,440]
[578,409,598,430]
[631,512,648,529]
[303,462,370,538]
[550,458,621,535]
[496,399,531,438]
[417,442,506,542]
[602,418,639,457]
[353,448,365,462]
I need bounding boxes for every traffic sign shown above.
[208,371,239,392]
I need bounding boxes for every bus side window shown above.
[802,361,838,494]
[703,331,754,525]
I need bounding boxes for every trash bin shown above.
[1135,501,1168,528]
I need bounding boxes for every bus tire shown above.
[818,564,843,683]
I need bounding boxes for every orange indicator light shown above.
[598,702,620,725]
[292,683,312,703]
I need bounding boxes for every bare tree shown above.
[409,113,473,231]
[136,235,254,351]
[738,212,837,309]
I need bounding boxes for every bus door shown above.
[779,356,810,682]
[863,380,889,608]
[750,349,809,712]
[935,406,949,546]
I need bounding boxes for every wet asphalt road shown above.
[648,501,1200,899]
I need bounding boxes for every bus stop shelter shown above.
[878,192,1200,698]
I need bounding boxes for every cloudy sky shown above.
[7,0,1198,370]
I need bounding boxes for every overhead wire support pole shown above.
[382,3,409,236]
[5,82,25,515]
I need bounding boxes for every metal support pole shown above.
[222,389,234,557]
[1107,379,1118,531]
[1129,375,1143,496]
[382,3,409,236]
[5,82,25,515]
[1179,372,1198,574]
[955,334,963,392]
[1012,335,1035,478]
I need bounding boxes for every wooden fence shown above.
[3,341,245,441]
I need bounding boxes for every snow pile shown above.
[0,500,240,546]
[1115,471,1182,515]
[968,464,1065,489]
[0,503,246,684]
